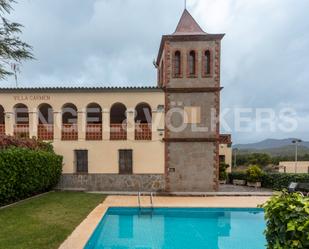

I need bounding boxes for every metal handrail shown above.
[150,192,154,209]
[138,192,141,209]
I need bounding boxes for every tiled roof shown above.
[173,9,206,35]
[0,86,162,93]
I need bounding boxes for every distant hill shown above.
[237,145,309,157]
[234,138,309,150]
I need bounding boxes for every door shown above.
[75,150,88,173]
[119,149,133,174]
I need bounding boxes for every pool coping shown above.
[58,195,271,249]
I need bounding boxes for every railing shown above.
[0,124,5,136]
[135,123,152,140]
[38,124,54,140]
[110,124,127,140]
[86,124,102,140]
[61,124,78,140]
[14,124,29,138]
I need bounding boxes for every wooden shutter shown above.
[119,149,133,174]
[75,150,88,173]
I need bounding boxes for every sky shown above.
[1,0,309,144]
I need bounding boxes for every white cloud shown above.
[0,0,308,143]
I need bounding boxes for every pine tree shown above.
[0,0,33,79]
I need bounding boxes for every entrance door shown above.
[75,150,88,173]
[119,149,133,174]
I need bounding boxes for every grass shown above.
[0,191,106,249]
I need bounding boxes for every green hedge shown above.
[262,191,309,249]
[262,173,309,190]
[0,148,63,206]
[228,172,309,190]
[228,171,247,182]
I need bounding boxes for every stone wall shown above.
[166,142,216,192]
[57,174,165,192]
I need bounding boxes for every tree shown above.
[0,0,33,79]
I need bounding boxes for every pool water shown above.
[85,207,266,249]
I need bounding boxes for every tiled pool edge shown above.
[58,195,271,249]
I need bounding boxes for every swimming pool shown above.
[85,207,266,249]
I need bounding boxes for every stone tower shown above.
[156,9,225,192]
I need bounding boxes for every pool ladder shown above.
[138,192,154,215]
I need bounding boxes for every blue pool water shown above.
[85,207,266,249]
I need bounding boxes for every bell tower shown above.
[156,9,225,192]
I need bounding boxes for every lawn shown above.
[0,191,106,249]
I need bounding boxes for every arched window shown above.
[189,51,196,76]
[0,105,5,136]
[86,103,102,140]
[14,103,29,138]
[38,103,53,140]
[203,50,211,76]
[174,51,181,77]
[62,103,78,140]
[110,103,127,140]
[38,103,53,124]
[135,103,152,140]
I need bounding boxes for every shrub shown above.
[262,191,309,249]
[262,173,309,190]
[0,135,53,152]
[246,165,263,183]
[228,171,247,183]
[219,163,229,181]
[0,147,63,206]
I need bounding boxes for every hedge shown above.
[0,135,53,152]
[262,191,309,249]
[0,148,63,206]
[228,172,309,190]
[262,173,309,190]
[228,171,247,182]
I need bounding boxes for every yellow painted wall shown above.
[219,144,232,173]
[279,161,309,174]
[0,90,165,174]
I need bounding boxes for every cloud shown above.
[0,0,308,143]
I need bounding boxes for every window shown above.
[0,105,4,136]
[75,150,88,173]
[219,155,226,164]
[110,103,127,140]
[135,103,152,140]
[173,51,181,77]
[119,149,133,174]
[188,51,196,76]
[62,103,78,140]
[203,50,211,76]
[86,103,102,140]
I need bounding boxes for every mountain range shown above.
[234,138,309,150]
[233,138,309,157]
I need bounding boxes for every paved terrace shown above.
[59,195,271,249]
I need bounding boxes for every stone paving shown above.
[219,184,272,193]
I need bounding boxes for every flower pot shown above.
[219,180,226,184]
[247,182,261,188]
[233,179,246,186]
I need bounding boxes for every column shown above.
[78,109,86,141]
[152,106,165,141]
[102,108,110,140]
[29,108,38,138]
[53,110,62,141]
[4,111,14,136]
[126,108,135,141]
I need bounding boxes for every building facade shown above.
[279,161,309,174]
[0,10,229,192]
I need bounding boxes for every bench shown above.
[288,182,309,196]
